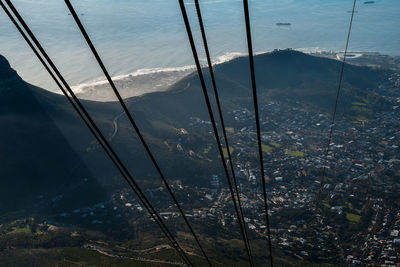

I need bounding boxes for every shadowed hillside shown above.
[0,55,107,216]
[0,50,392,216]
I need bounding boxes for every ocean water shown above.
[0,0,399,100]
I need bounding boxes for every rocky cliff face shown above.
[0,55,24,93]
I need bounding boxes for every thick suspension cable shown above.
[64,1,210,266]
[242,1,273,266]
[1,4,190,265]
[319,0,357,198]
[193,1,254,266]
[178,1,254,266]
[1,1,191,265]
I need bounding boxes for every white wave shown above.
[213,52,247,65]
[71,51,250,100]
[70,48,341,101]
[71,65,196,94]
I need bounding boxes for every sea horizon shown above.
[1,0,399,98]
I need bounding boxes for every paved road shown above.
[84,244,187,266]
[111,111,125,140]
[109,82,191,140]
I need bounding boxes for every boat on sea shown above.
[276,22,291,26]
[364,1,375,4]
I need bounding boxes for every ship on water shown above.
[276,22,291,26]
[364,1,375,4]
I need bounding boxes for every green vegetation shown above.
[225,127,235,134]
[0,49,395,267]
[269,142,281,148]
[355,115,369,122]
[346,213,361,223]
[322,200,331,208]
[203,146,212,154]
[222,147,234,159]
[366,63,381,69]
[352,105,372,115]
[308,145,316,151]
[285,149,306,158]
[345,202,361,214]
[6,227,31,235]
[379,140,388,146]
[262,144,274,153]
[352,102,367,106]
[163,141,171,150]
[324,176,335,182]
[0,247,176,267]
[261,142,282,153]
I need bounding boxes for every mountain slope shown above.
[129,49,391,125]
[0,50,392,217]
[0,55,107,216]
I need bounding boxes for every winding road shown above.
[109,82,191,141]
[84,244,187,266]
[110,111,125,140]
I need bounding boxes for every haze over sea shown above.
[1,0,399,100]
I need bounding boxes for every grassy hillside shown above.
[0,50,392,218]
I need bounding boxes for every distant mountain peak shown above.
[0,54,14,75]
[0,54,22,90]
[0,54,9,65]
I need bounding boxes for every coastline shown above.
[57,49,398,102]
